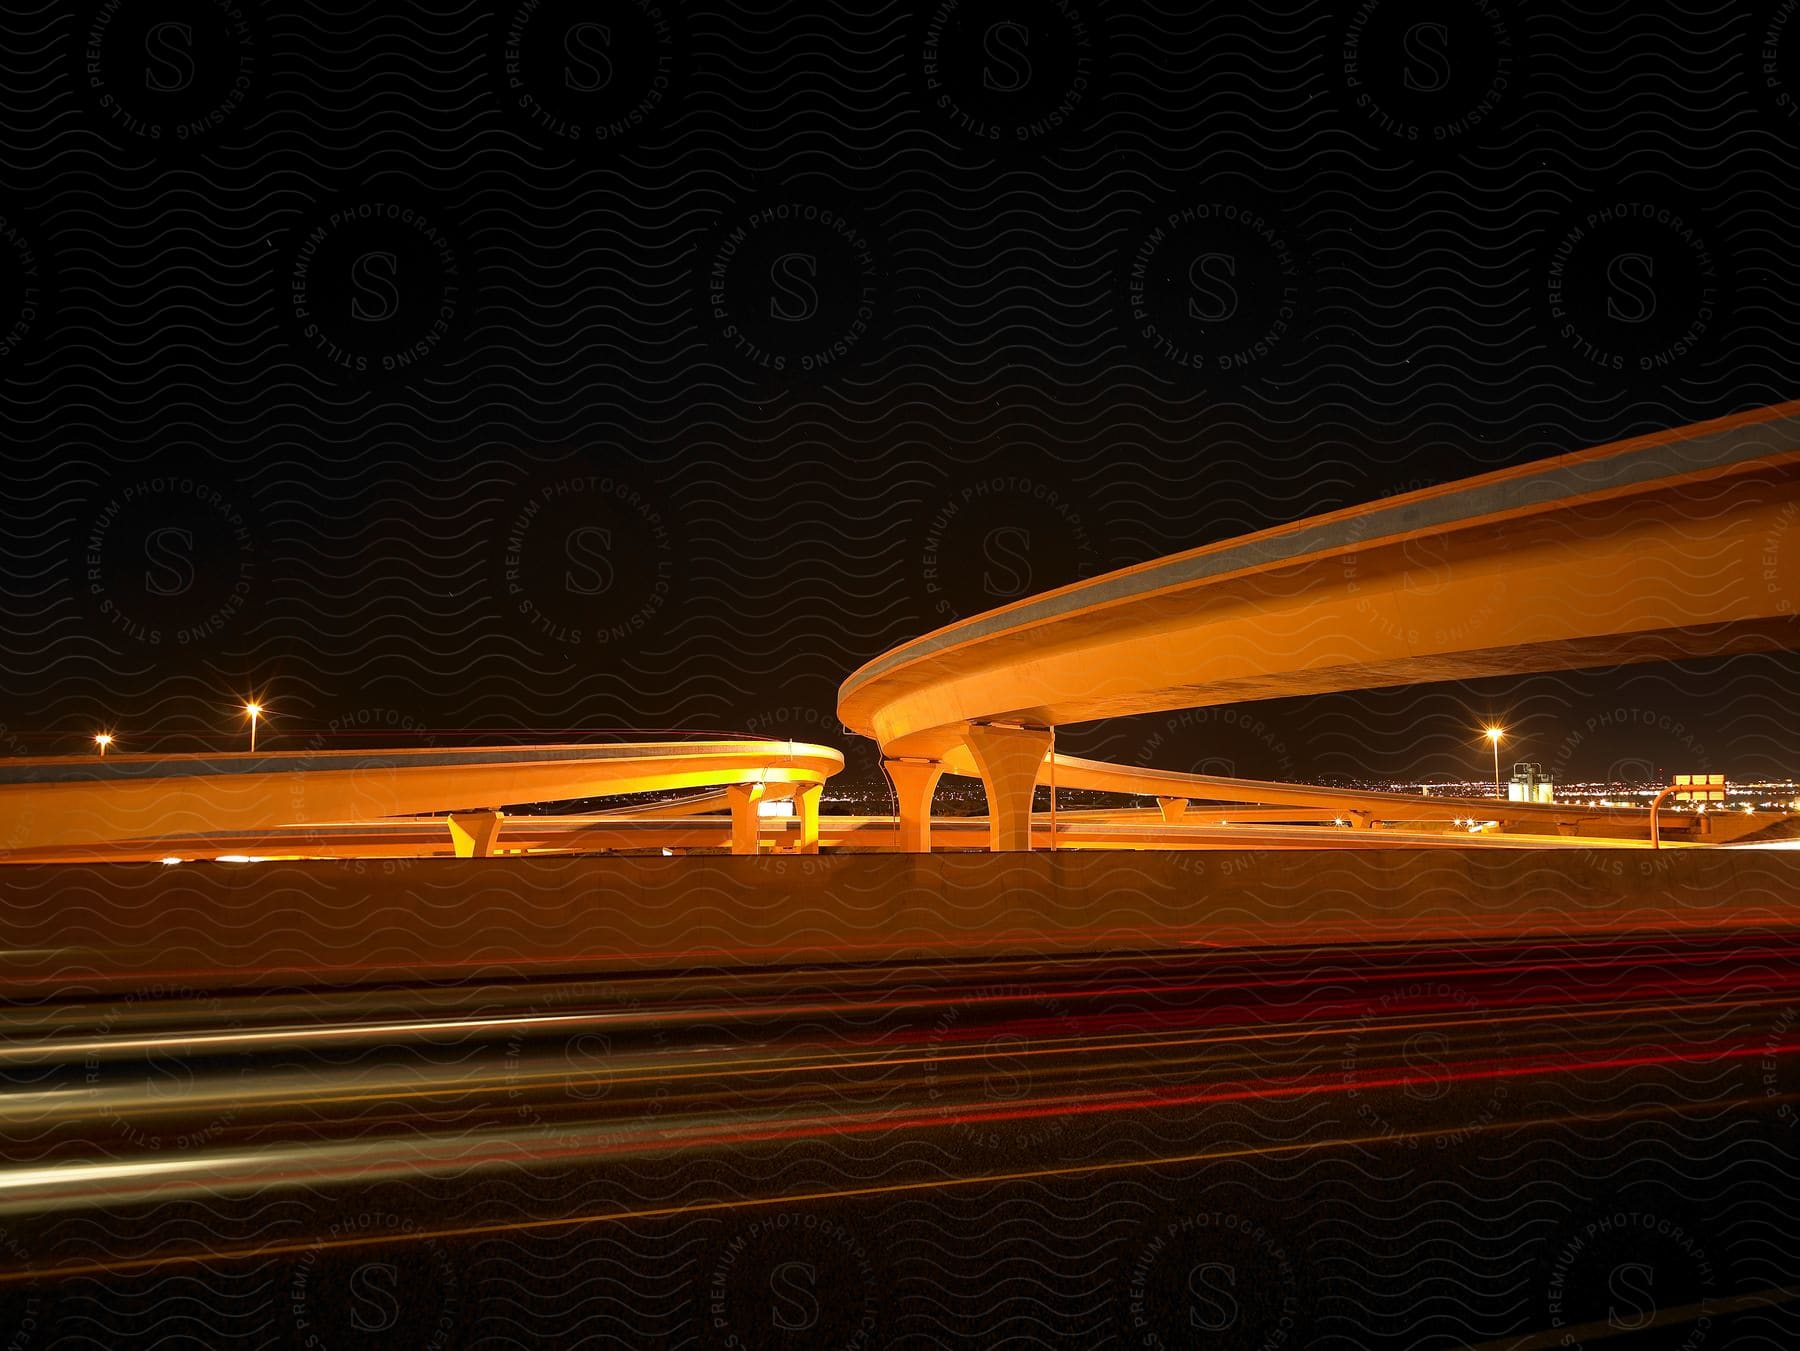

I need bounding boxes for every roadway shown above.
[938,748,1755,840]
[0,811,1697,864]
[2,927,1797,1346]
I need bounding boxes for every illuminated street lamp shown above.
[94,732,112,757]
[1483,726,1504,799]
[245,702,263,754]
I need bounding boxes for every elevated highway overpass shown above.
[936,748,1759,841]
[0,741,843,859]
[7,403,1797,864]
[841,402,1800,850]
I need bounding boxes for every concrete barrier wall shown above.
[4,849,1799,996]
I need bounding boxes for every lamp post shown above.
[1484,726,1504,799]
[94,733,112,757]
[245,702,262,754]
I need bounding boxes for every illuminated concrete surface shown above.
[841,402,1800,849]
[0,811,1711,865]
[935,748,1772,842]
[592,788,730,817]
[0,741,843,857]
[4,851,1792,998]
[1049,806,1346,825]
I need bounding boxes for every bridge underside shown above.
[850,440,1800,851]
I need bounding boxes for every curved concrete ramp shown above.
[843,402,1800,849]
[591,788,731,817]
[938,747,1727,839]
[0,741,843,855]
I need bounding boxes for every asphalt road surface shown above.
[4,928,1800,1348]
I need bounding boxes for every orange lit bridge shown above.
[841,402,1800,850]
[0,740,844,860]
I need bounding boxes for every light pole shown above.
[94,733,112,757]
[245,702,262,754]
[1484,726,1504,799]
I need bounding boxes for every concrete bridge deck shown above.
[0,741,843,857]
[843,402,1800,849]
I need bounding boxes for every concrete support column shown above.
[965,723,1053,852]
[448,810,503,858]
[727,783,766,856]
[1156,796,1189,824]
[792,782,822,854]
[883,758,945,853]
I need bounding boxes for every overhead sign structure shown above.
[1672,773,1727,803]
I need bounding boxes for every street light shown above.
[1483,726,1504,799]
[245,702,262,754]
[94,733,112,757]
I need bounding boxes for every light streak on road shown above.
[0,928,1795,1282]
[0,1095,1783,1289]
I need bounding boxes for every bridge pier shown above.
[792,782,822,854]
[726,783,766,855]
[884,758,944,853]
[447,810,504,858]
[965,723,1053,852]
[1156,796,1189,824]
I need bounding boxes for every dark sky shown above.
[2,0,1797,784]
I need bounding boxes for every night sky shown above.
[3,0,1798,785]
